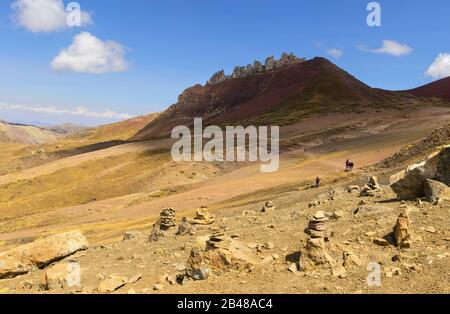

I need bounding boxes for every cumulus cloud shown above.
[51,32,128,74]
[0,102,132,120]
[11,0,92,33]
[328,49,343,59]
[425,53,450,80]
[358,40,413,57]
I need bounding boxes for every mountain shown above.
[132,55,420,140]
[405,77,450,101]
[0,121,66,144]
[48,123,86,135]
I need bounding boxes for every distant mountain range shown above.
[0,121,66,145]
[2,56,449,145]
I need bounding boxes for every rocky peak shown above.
[206,52,305,85]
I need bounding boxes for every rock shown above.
[391,146,450,200]
[149,219,164,242]
[190,207,215,225]
[153,284,164,291]
[186,234,258,280]
[261,201,276,213]
[394,211,412,248]
[40,262,81,291]
[262,242,274,250]
[127,288,137,294]
[424,179,450,205]
[360,177,382,197]
[176,217,196,236]
[122,231,143,242]
[288,263,298,273]
[128,273,142,284]
[385,267,402,278]
[354,205,392,217]
[343,251,362,268]
[332,211,345,219]
[425,226,436,234]
[97,275,128,293]
[332,266,347,278]
[346,185,360,193]
[207,70,228,85]
[0,230,89,279]
[374,238,390,247]
[265,56,276,71]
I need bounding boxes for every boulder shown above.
[354,204,393,217]
[97,275,128,293]
[186,234,258,280]
[0,230,89,279]
[424,179,450,205]
[40,262,81,290]
[190,208,215,225]
[122,231,143,242]
[176,217,196,236]
[391,146,450,200]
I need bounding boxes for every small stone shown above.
[313,211,326,220]
[153,284,164,291]
[127,288,137,294]
[97,275,128,293]
[129,274,142,284]
[374,238,390,247]
[332,266,347,278]
[262,242,274,250]
[288,263,298,273]
[425,227,436,234]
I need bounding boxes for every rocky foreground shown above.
[0,147,449,294]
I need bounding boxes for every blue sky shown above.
[0,0,449,126]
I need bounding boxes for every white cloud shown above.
[11,0,92,33]
[328,49,343,59]
[51,32,128,74]
[425,53,450,80]
[0,102,132,120]
[358,40,413,57]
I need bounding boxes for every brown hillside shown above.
[405,77,450,101]
[132,57,419,140]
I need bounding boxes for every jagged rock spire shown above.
[206,52,305,85]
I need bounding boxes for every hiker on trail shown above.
[315,176,321,188]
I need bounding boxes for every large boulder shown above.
[0,230,89,279]
[424,179,450,205]
[391,146,450,200]
[186,233,258,280]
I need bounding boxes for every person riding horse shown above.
[345,159,354,171]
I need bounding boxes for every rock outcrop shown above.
[391,146,450,200]
[424,179,450,205]
[206,52,305,85]
[0,230,89,279]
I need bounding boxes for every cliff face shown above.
[132,57,419,141]
[206,52,305,85]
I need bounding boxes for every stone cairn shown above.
[393,210,412,248]
[160,208,176,230]
[190,207,215,225]
[360,176,382,197]
[150,208,176,242]
[301,211,335,269]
